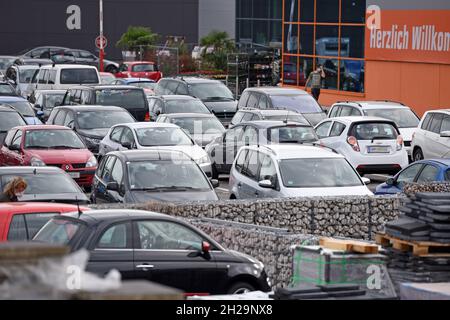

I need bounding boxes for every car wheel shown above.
[211,163,219,180]
[413,148,424,162]
[227,282,256,295]
[105,65,118,74]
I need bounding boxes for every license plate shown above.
[68,172,80,179]
[367,146,390,153]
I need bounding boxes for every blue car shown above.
[0,96,42,125]
[375,159,450,195]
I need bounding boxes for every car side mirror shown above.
[8,144,20,151]
[106,181,119,191]
[361,177,371,185]
[386,177,395,186]
[258,179,274,189]
[35,104,42,110]
[440,131,450,138]
[210,179,220,188]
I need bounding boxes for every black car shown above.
[33,209,271,294]
[147,95,211,121]
[61,85,149,121]
[46,105,136,154]
[205,120,319,178]
[155,77,237,126]
[91,150,219,204]
[0,105,27,143]
[0,167,89,204]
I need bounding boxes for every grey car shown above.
[91,150,219,204]
[147,95,211,121]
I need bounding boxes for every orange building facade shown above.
[282,0,450,116]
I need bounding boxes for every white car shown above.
[99,122,212,176]
[315,117,409,175]
[229,144,373,199]
[411,109,450,161]
[328,101,420,157]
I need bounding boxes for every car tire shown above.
[413,148,424,162]
[105,65,118,74]
[211,163,219,180]
[227,282,256,295]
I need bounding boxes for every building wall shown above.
[198,0,236,41]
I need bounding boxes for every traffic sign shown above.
[95,35,107,49]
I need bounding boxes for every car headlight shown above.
[86,155,98,168]
[196,155,210,165]
[30,157,46,167]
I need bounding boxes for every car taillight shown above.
[347,136,360,152]
[396,135,404,151]
[145,112,150,121]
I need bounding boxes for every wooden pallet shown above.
[319,237,379,254]
[376,233,450,256]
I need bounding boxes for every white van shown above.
[28,64,100,93]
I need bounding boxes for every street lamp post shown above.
[99,0,104,72]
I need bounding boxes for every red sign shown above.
[95,35,108,49]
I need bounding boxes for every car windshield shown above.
[19,69,38,83]
[128,160,210,191]
[264,114,309,124]
[131,64,155,72]
[6,101,35,116]
[269,126,318,143]
[43,93,65,109]
[0,112,26,130]
[77,110,135,129]
[0,84,16,96]
[351,122,398,140]
[1,173,81,194]
[24,129,86,149]
[189,83,234,101]
[279,158,363,188]
[364,108,420,128]
[171,117,225,135]
[165,99,211,114]
[95,89,146,109]
[60,68,99,84]
[135,127,193,146]
[270,95,322,113]
[33,218,83,245]
[129,82,156,90]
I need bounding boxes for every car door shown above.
[2,130,24,166]
[93,155,117,204]
[52,109,67,126]
[315,120,333,140]
[394,163,424,191]
[238,150,262,199]
[0,129,18,165]
[87,222,135,280]
[436,115,450,158]
[103,126,124,154]
[257,154,280,198]
[118,127,136,151]
[416,164,440,184]
[133,219,219,293]
[222,126,244,173]
[322,121,347,150]
[425,113,444,158]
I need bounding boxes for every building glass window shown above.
[282,0,366,93]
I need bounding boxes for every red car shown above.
[115,61,162,82]
[0,202,89,241]
[0,125,97,188]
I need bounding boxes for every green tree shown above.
[116,26,159,51]
[200,30,235,71]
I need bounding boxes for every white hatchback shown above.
[315,117,409,175]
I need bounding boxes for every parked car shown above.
[46,105,136,155]
[33,209,270,294]
[237,87,326,126]
[115,61,162,82]
[0,81,19,96]
[230,108,310,127]
[0,125,97,189]
[99,122,212,176]
[12,57,54,67]
[0,56,17,74]
[315,117,409,175]
[156,113,225,148]
[147,95,211,121]
[229,144,372,199]
[92,150,219,204]
[110,77,156,95]
[0,202,89,242]
[0,167,89,204]
[61,49,119,73]
[4,65,40,97]
[0,97,42,124]
[206,121,319,179]
[0,105,27,144]
[328,101,420,157]
[155,77,237,126]
[99,72,116,84]
[29,89,67,122]
[19,46,69,59]
[411,109,450,161]
[375,159,450,195]
[28,64,100,92]
[61,85,149,121]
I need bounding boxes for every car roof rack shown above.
[373,100,405,106]
[334,101,364,109]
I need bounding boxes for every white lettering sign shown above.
[66,5,81,30]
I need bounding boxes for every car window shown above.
[238,91,250,108]
[120,127,135,146]
[329,122,346,137]
[111,159,124,184]
[225,126,244,143]
[132,64,155,72]
[247,93,259,108]
[48,70,57,85]
[259,155,277,184]
[316,121,332,138]
[428,113,444,134]
[80,90,90,104]
[242,126,258,145]
[136,221,203,250]
[63,111,75,127]
[445,170,450,182]
[242,150,262,180]
[259,95,269,109]
[241,112,254,122]
[11,130,23,148]
[7,215,27,241]
[166,81,179,94]
[53,110,67,125]
[339,106,355,117]
[441,116,450,133]
[235,148,249,173]
[3,129,17,146]
[101,156,116,182]
[38,70,48,84]
[351,122,398,140]
[60,68,99,84]
[176,83,188,95]
[97,223,129,249]
[24,213,57,240]
[231,111,245,125]
[397,164,423,185]
[421,113,433,130]
[416,165,439,183]
[110,126,124,143]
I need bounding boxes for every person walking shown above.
[305,64,326,101]
[0,177,28,202]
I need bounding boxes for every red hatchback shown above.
[0,125,97,188]
[0,202,89,241]
[115,61,162,82]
